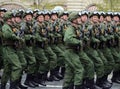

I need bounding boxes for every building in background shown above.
[0,0,119,11]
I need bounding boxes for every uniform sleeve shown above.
[64,26,81,45]
[2,24,19,40]
[33,23,42,42]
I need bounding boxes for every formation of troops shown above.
[0,7,120,89]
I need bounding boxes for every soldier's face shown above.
[99,16,104,22]
[25,15,32,21]
[0,11,5,17]
[106,16,112,22]
[7,18,12,25]
[113,16,119,22]
[81,15,88,22]
[45,15,50,21]
[11,17,15,23]
[37,15,44,22]
[92,15,99,23]
[15,17,21,23]
[61,15,68,21]
[51,14,58,21]
[77,17,81,24]
[72,18,78,24]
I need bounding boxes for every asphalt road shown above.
[0,72,120,89]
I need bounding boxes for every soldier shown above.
[83,11,107,89]
[78,11,101,89]
[96,12,115,89]
[1,12,22,89]
[47,10,65,81]
[13,11,28,89]
[63,12,84,89]
[0,8,7,79]
[44,10,61,81]
[58,11,70,78]
[44,10,51,22]
[21,10,37,88]
[32,11,48,86]
[111,12,120,84]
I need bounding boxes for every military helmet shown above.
[68,12,79,22]
[44,10,51,16]
[51,10,58,16]
[105,11,113,17]
[113,12,119,17]
[33,9,40,13]
[89,11,100,18]
[23,10,33,17]
[3,12,12,21]
[0,8,7,12]
[81,10,89,16]
[53,6,64,12]
[59,11,69,17]
[11,9,17,17]
[15,11,22,18]
[78,11,82,16]
[35,11,44,19]
[18,9,25,15]
[99,11,106,17]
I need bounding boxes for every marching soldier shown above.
[0,8,7,79]
[1,12,22,89]
[32,11,48,86]
[78,11,101,89]
[47,10,65,81]
[111,12,120,84]
[63,12,84,89]
[21,10,37,88]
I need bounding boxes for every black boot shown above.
[69,83,74,89]
[96,75,112,89]
[24,74,37,88]
[47,70,60,81]
[62,83,74,89]
[10,80,19,89]
[34,73,46,86]
[75,84,87,89]
[62,87,69,89]
[54,66,63,80]
[112,71,120,84]
[61,67,65,78]
[0,84,6,89]
[85,78,102,89]
[18,76,28,89]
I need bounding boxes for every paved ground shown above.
[0,72,120,89]
[4,80,120,89]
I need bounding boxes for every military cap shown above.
[59,11,69,17]
[0,8,7,12]
[23,10,33,17]
[89,11,100,18]
[35,11,44,19]
[3,12,12,21]
[68,12,79,22]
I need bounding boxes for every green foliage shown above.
[97,0,120,11]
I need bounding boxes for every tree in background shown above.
[97,0,120,11]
